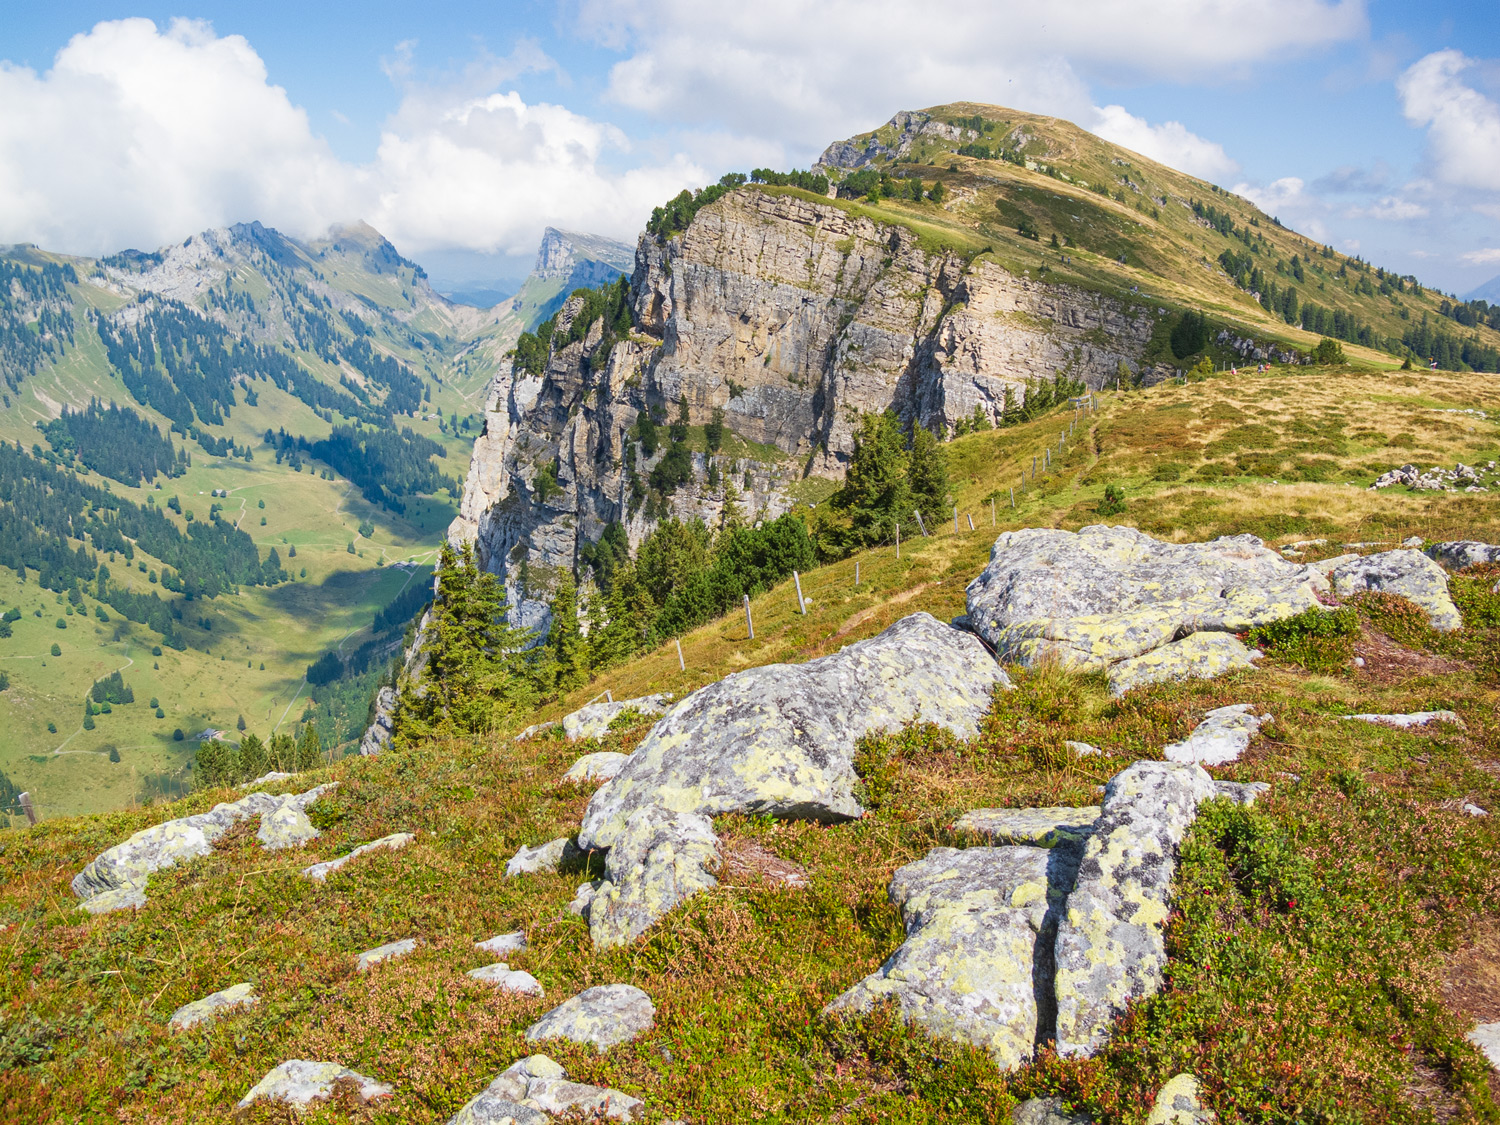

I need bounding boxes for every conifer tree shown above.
[547,576,586,693]
[834,410,911,548]
[239,733,267,780]
[296,724,320,770]
[907,425,951,519]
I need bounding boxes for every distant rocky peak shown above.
[532,227,635,282]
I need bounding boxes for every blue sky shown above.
[2,2,1498,295]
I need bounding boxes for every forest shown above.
[39,400,186,485]
[266,424,452,512]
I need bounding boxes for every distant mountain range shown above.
[1466,272,1500,304]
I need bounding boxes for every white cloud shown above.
[1462,248,1500,265]
[0,19,703,257]
[1089,106,1239,181]
[1397,50,1500,192]
[1347,196,1429,220]
[1231,176,1332,242]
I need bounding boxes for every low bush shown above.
[1244,606,1358,672]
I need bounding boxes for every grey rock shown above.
[579,613,1008,850]
[257,802,319,850]
[505,837,582,877]
[359,685,398,756]
[589,807,720,949]
[1064,740,1103,757]
[237,1060,393,1110]
[301,831,415,883]
[476,931,527,956]
[1427,541,1500,569]
[1329,549,1462,631]
[1013,1096,1094,1125]
[954,807,1100,848]
[1211,781,1270,807]
[1344,710,1464,729]
[563,694,672,740]
[1053,761,1217,1057]
[1146,1074,1215,1124]
[466,963,544,996]
[357,938,418,972]
[447,1053,643,1125]
[168,982,257,1031]
[1162,705,1271,767]
[524,984,656,1053]
[569,879,603,918]
[563,752,631,784]
[1106,632,1262,698]
[1468,1021,1500,1070]
[1463,802,1489,818]
[239,771,295,790]
[515,720,558,743]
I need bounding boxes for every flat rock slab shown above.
[301,832,415,883]
[505,836,582,877]
[1163,705,1271,767]
[579,613,1008,850]
[954,807,1100,848]
[563,751,631,784]
[73,784,335,913]
[447,1053,643,1125]
[1468,1021,1500,1070]
[965,526,1318,680]
[238,1060,393,1110]
[467,962,544,996]
[1013,1097,1094,1125]
[1147,1074,1216,1124]
[168,982,257,1031]
[1344,710,1465,729]
[1106,632,1262,698]
[476,931,527,956]
[563,693,673,741]
[827,844,1079,1068]
[1427,541,1500,569]
[524,984,655,1053]
[357,938,418,972]
[589,807,719,949]
[1329,550,1462,631]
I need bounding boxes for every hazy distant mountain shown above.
[1465,272,1500,303]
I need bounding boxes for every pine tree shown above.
[547,576,586,693]
[833,411,911,548]
[296,724,321,770]
[239,733,267,780]
[907,425,950,519]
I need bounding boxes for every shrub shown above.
[1245,605,1358,672]
[49,643,61,657]
[172,728,184,741]
[1097,484,1126,516]
[1311,337,1346,365]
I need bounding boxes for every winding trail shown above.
[52,653,134,755]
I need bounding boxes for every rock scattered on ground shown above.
[446,1053,643,1125]
[72,784,335,913]
[301,832,415,883]
[569,880,603,917]
[588,807,719,949]
[1162,704,1271,767]
[1468,1021,1500,1070]
[954,807,1100,847]
[563,693,673,741]
[1344,710,1464,729]
[1211,780,1271,806]
[357,938,418,972]
[237,1060,393,1111]
[1370,461,1495,493]
[257,802,320,850]
[1013,1097,1093,1124]
[524,984,656,1053]
[515,720,559,742]
[466,962,544,996]
[1427,540,1500,569]
[239,771,295,790]
[579,613,1008,851]
[965,526,1317,694]
[1463,803,1489,818]
[168,982,257,1031]
[1065,740,1103,757]
[1328,549,1463,630]
[476,931,527,956]
[563,752,631,784]
[505,837,582,877]
[1146,1074,1216,1124]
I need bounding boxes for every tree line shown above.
[266,424,452,513]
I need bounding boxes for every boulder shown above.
[569,880,603,918]
[356,938,418,972]
[504,837,581,877]
[1162,705,1271,767]
[1065,741,1104,757]
[446,1054,643,1125]
[588,807,720,949]
[476,931,527,956]
[1344,710,1464,729]
[1013,1097,1094,1125]
[1211,780,1270,806]
[1468,1021,1500,1070]
[301,832,415,883]
[524,984,656,1053]
[953,807,1100,848]
[563,694,673,741]
[257,803,319,850]
[1105,632,1262,698]
[240,771,295,790]
[467,963,544,996]
[1329,550,1462,631]
[1147,1074,1215,1125]
[579,613,1008,850]
[1053,761,1216,1057]
[826,843,1080,1068]
[965,527,1320,685]
[563,752,631,784]
[237,1060,393,1111]
[1427,541,1500,569]
[168,982,257,1031]
[72,784,335,913]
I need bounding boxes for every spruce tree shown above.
[833,410,911,548]
[296,724,321,770]
[239,733,267,780]
[547,576,586,693]
[907,425,951,519]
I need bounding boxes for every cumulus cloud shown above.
[1462,248,1500,265]
[1089,106,1239,181]
[1347,196,1429,220]
[1232,176,1332,242]
[0,18,702,257]
[1397,50,1500,193]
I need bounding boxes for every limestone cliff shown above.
[450,187,1161,631]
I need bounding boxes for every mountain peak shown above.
[533,227,635,281]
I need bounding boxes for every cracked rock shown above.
[524,984,656,1053]
[237,1060,393,1111]
[588,807,720,949]
[1162,704,1271,767]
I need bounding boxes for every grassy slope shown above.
[2,367,1499,1122]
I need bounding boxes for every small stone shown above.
[1064,740,1103,757]
[240,771,295,790]
[467,963,544,996]
[1162,704,1271,767]
[476,931,527,956]
[301,832,415,883]
[1343,711,1464,730]
[1463,803,1489,818]
[569,880,603,918]
[1353,656,1366,667]
[357,938,418,972]
[1211,780,1270,806]
[1146,1074,1215,1125]
[524,984,656,1053]
[446,1054,643,1125]
[1468,1021,1500,1070]
[953,806,1100,847]
[1012,1096,1094,1125]
[237,1060,393,1111]
[168,982,257,1031]
[563,752,630,784]
[505,837,580,877]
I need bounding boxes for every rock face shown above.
[168,982,257,1031]
[301,832,414,883]
[588,807,720,949]
[359,685,399,756]
[237,1060,393,1110]
[72,785,334,913]
[579,613,1006,851]
[1328,550,1463,630]
[562,694,672,740]
[1162,705,1271,766]
[446,1053,643,1125]
[965,526,1318,694]
[524,984,656,1053]
[1427,540,1500,569]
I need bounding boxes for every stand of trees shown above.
[267,425,451,512]
[195,726,322,789]
[40,400,185,485]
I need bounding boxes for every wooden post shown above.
[744,595,754,639]
[793,570,807,614]
[953,505,959,534]
[991,497,996,525]
[967,513,975,531]
[605,689,613,703]
[675,638,685,671]
[896,523,900,559]
[1009,486,1015,508]
[17,792,35,826]
[855,560,860,586]
[914,510,928,536]
[1032,455,1037,479]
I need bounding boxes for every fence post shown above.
[1010,486,1015,508]
[953,505,959,534]
[793,570,807,615]
[675,638,685,671]
[606,690,613,703]
[855,560,860,586]
[967,513,975,531]
[744,594,754,640]
[991,497,996,525]
[18,792,35,826]
[914,510,928,537]
[896,523,900,560]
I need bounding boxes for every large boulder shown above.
[1427,541,1500,569]
[524,984,656,1053]
[964,527,1319,691]
[563,694,673,741]
[588,807,720,949]
[1329,550,1462,630]
[578,613,1007,850]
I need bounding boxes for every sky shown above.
[1,2,1498,296]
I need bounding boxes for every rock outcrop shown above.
[1427,540,1500,569]
[238,1060,392,1111]
[524,985,656,1052]
[588,807,720,949]
[1162,705,1271,766]
[562,694,672,740]
[1328,550,1463,630]
[301,831,414,883]
[168,982,257,1031]
[446,1053,643,1125]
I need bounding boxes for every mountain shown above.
[450,101,1500,634]
[507,227,635,331]
[1466,271,1500,303]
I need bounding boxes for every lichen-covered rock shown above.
[1344,710,1464,729]
[1211,780,1270,806]
[563,752,631,784]
[476,932,527,956]
[446,1053,643,1125]
[1053,761,1216,1057]
[1106,632,1262,698]
[563,694,672,740]
[467,963,544,996]
[588,807,720,949]
[953,807,1099,848]
[524,984,656,1053]
[237,1060,393,1110]
[569,879,603,918]
[301,832,415,883]
[357,938,418,972]
[1329,550,1462,631]
[1162,705,1271,767]
[578,613,1007,850]
[826,844,1080,1068]
[1468,1021,1500,1070]
[168,982,257,1031]
[257,803,319,850]
[72,785,335,912]
[359,685,398,756]
[1012,1097,1095,1125]
[1426,541,1500,570]
[504,837,581,877]
[1147,1074,1216,1125]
